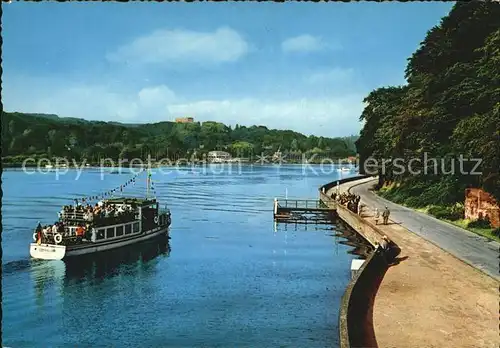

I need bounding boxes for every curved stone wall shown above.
[319,175,389,348]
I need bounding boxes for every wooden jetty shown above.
[273,198,337,224]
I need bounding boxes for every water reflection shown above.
[273,219,373,259]
[64,235,171,281]
[30,235,171,305]
[334,222,374,258]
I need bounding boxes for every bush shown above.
[378,177,466,208]
[427,205,464,221]
[492,228,500,237]
[467,217,492,229]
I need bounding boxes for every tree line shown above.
[1,111,357,163]
[356,2,500,206]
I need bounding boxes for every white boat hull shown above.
[30,226,169,260]
[30,243,66,260]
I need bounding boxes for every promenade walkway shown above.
[328,177,499,348]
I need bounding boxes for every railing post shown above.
[274,198,278,216]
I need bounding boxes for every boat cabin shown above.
[50,197,170,245]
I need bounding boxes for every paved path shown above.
[327,177,499,348]
[348,178,499,280]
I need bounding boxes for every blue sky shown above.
[3,2,454,137]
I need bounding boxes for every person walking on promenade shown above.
[374,207,380,225]
[382,206,390,225]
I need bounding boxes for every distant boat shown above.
[337,167,351,172]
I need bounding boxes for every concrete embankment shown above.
[321,176,499,348]
[320,176,388,348]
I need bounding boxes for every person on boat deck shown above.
[42,226,49,239]
[76,225,85,242]
[52,223,58,235]
[83,211,92,222]
[35,222,43,243]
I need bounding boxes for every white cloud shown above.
[167,96,364,136]
[3,75,363,137]
[106,27,250,66]
[3,75,175,122]
[281,34,339,53]
[138,85,176,107]
[306,68,355,85]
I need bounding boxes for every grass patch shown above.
[445,219,500,243]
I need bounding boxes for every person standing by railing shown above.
[76,225,84,243]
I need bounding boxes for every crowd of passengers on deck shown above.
[60,201,137,225]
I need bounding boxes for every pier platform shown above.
[273,199,337,224]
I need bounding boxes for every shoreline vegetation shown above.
[356,3,500,241]
[1,111,357,165]
[2,160,357,168]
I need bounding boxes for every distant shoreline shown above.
[2,161,357,169]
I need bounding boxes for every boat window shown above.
[125,224,132,235]
[133,222,140,233]
[97,229,105,240]
[116,225,124,237]
[106,227,115,239]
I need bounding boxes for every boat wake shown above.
[2,259,35,275]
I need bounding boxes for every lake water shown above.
[2,164,361,347]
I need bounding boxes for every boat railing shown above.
[277,199,326,209]
[60,211,138,227]
[41,230,89,245]
[60,211,87,221]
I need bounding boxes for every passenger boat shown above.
[29,197,171,260]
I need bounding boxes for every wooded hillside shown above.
[1,112,357,162]
[356,2,500,203]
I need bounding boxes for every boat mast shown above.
[146,168,151,199]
